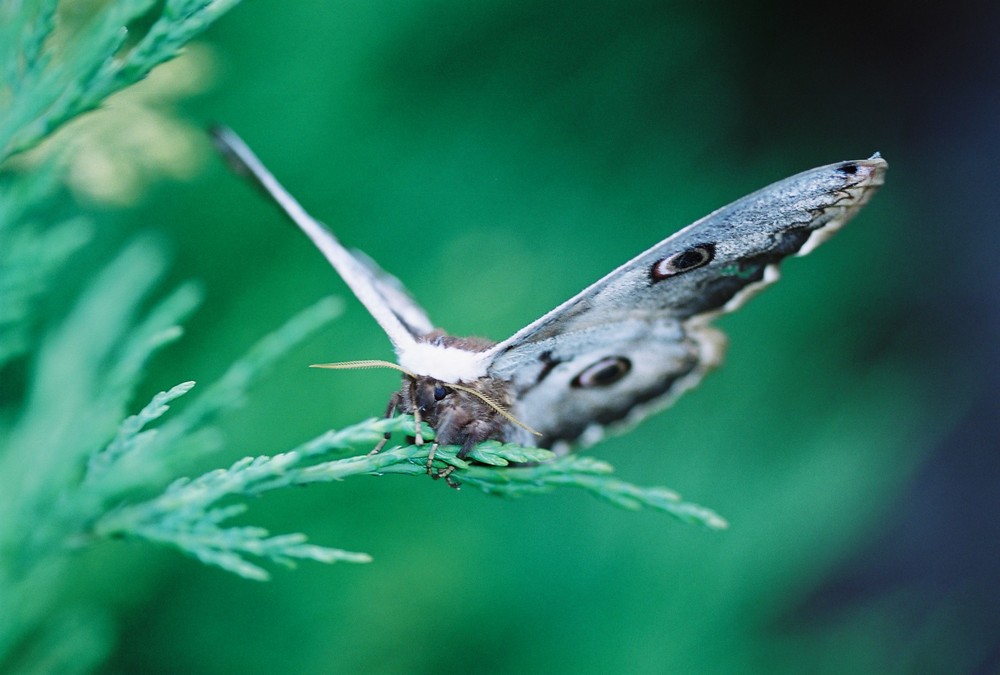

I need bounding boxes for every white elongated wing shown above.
[212,128,443,365]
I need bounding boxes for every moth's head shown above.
[412,378,453,412]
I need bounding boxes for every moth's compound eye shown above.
[572,356,632,388]
[651,243,715,281]
[838,162,859,175]
[433,384,449,401]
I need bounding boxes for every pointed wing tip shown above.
[207,125,259,179]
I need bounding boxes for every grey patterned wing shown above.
[486,157,887,450]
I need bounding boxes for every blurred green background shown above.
[41,1,1000,673]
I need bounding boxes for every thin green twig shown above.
[94,413,726,581]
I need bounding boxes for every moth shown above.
[213,128,885,476]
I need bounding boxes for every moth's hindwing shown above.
[500,318,726,449]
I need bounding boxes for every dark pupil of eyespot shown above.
[672,247,708,270]
[433,385,448,400]
[572,356,632,388]
[590,364,622,384]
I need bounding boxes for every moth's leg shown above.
[408,378,425,447]
[413,405,424,446]
[436,463,458,488]
[369,392,401,456]
[455,436,477,460]
[434,436,477,489]
[425,442,440,475]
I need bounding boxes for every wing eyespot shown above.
[571,356,632,388]
[651,243,715,282]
